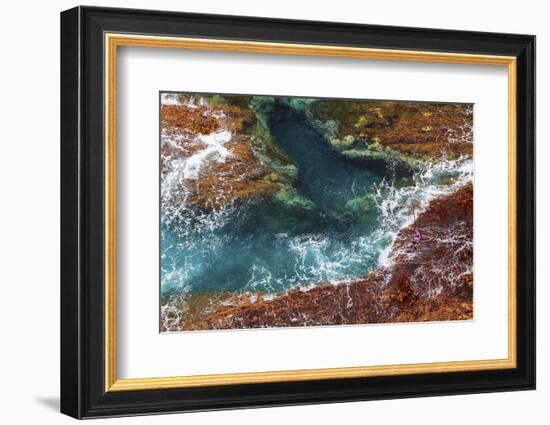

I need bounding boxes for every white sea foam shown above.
[275,233,377,291]
[246,264,274,291]
[160,101,234,229]
[178,130,233,180]
[161,93,207,109]
[161,93,181,105]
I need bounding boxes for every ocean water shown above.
[160,98,473,305]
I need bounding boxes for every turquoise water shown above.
[160,100,471,302]
[160,106,391,300]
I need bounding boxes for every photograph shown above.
[55,4,537,419]
[160,92,474,331]
[0,0,544,422]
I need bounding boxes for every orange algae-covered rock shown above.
[309,101,473,164]
[160,97,289,211]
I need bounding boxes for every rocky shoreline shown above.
[160,93,474,332]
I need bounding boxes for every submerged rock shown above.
[274,186,316,210]
[181,183,473,330]
[345,193,377,216]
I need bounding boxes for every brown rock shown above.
[311,101,473,160]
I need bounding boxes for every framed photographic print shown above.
[60,6,536,419]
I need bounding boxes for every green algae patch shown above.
[345,193,377,216]
[274,187,316,211]
[340,145,426,170]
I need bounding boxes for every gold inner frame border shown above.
[104,33,517,392]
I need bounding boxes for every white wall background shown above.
[0,0,545,423]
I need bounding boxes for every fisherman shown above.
[412,229,422,250]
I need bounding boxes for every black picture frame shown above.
[61,5,535,419]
